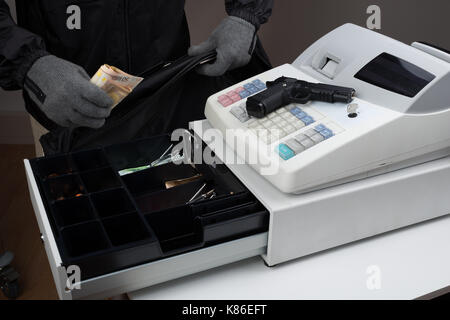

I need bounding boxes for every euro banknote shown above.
[90,65,143,107]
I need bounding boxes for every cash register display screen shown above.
[355,52,435,97]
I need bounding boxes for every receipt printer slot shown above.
[312,50,341,79]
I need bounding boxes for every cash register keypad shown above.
[277,124,335,160]
[225,85,342,161]
[229,103,330,145]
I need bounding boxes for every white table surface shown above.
[129,215,450,300]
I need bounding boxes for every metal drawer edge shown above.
[24,159,71,300]
[73,232,268,300]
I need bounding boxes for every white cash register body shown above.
[205,24,450,194]
[199,23,450,265]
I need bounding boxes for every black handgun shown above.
[246,76,356,119]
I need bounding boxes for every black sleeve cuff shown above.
[15,49,50,88]
[225,0,273,30]
[227,8,262,30]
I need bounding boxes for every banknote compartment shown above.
[72,149,110,171]
[80,167,122,193]
[104,135,174,172]
[122,162,199,196]
[134,179,208,213]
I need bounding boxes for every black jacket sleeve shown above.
[225,0,273,30]
[0,0,48,90]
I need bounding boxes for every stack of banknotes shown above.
[90,65,143,108]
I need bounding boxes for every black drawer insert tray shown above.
[30,134,269,280]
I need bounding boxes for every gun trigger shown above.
[291,93,311,105]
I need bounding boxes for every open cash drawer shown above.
[24,133,269,299]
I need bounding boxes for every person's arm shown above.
[224,0,273,30]
[188,0,274,76]
[0,0,49,90]
[0,1,114,129]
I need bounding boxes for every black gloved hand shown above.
[24,55,114,128]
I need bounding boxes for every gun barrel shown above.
[307,83,354,102]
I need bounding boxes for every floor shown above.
[0,144,58,300]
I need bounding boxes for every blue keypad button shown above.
[319,129,334,139]
[301,116,315,126]
[294,111,307,120]
[248,86,259,94]
[244,83,258,94]
[252,80,266,90]
[290,107,301,115]
[290,107,305,116]
[315,124,327,132]
[277,144,295,160]
[239,90,251,99]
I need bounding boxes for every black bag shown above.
[40,42,271,155]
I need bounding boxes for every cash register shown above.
[25,24,450,299]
